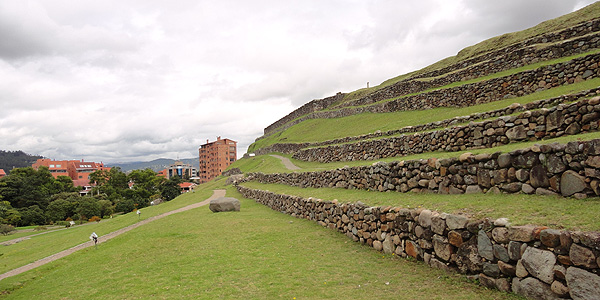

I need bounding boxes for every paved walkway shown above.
[270,154,301,170]
[0,190,226,281]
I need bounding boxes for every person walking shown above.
[90,232,98,248]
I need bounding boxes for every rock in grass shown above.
[209,197,241,212]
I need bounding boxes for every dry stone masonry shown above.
[237,185,600,299]
[262,93,344,138]
[259,18,600,139]
[259,50,600,142]
[250,137,600,198]
[254,89,597,156]
[337,30,600,109]
[292,93,600,163]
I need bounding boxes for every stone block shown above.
[570,243,598,269]
[507,225,536,242]
[560,170,586,196]
[477,230,494,261]
[209,197,241,212]
[512,277,559,300]
[446,214,469,230]
[540,229,561,248]
[566,267,600,300]
[521,247,556,284]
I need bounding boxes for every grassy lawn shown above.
[0,230,51,244]
[0,183,522,300]
[240,181,600,232]
[250,78,600,152]
[0,181,222,275]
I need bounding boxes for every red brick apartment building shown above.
[198,137,237,183]
[32,159,110,186]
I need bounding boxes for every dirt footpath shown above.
[0,189,226,281]
[270,154,301,170]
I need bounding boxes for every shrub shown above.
[88,216,101,223]
[0,224,15,236]
[33,226,48,231]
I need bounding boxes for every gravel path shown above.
[270,154,301,170]
[0,189,226,281]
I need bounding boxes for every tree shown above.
[45,192,79,222]
[0,167,56,209]
[0,201,12,222]
[160,176,181,201]
[107,167,129,190]
[75,198,101,221]
[128,169,163,208]
[89,169,110,187]
[89,167,129,202]
[54,176,78,193]
[46,199,76,222]
[115,198,135,213]
[4,209,21,226]
[18,205,46,226]
[0,201,20,226]
[98,199,114,218]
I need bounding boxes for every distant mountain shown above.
[107,158,198,173]
[0,150,44,174]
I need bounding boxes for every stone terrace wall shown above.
[237,185,600,299]
[262,93,344,137]
[256,51,600,144]
[253,90,598,156]
[253,138,600,198]
[258,18,600,140]
[339,30,600,109]
[293,93,600,163]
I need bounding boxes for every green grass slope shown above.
[0,181,521,299]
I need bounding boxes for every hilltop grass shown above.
[240,181,600,232]
[335,48,600,109]
[249,77,600,152]
[341,2,600,103]
[0,184,521,300]
[0,181,222,275]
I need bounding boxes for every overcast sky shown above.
[0,0,596,164]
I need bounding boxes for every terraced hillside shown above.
[234,3,600,300]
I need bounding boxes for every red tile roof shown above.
[179,182,194,188]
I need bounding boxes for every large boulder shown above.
[225,174,244,185]
[209,197,241,212]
